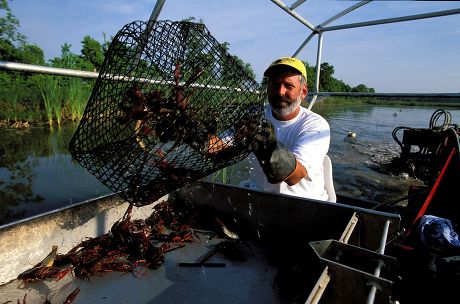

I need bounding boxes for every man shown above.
[249,57,331,201]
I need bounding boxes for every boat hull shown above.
[0,182,401,303]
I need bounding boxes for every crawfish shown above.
[17,245,62,285]
[54,267,73,282]
[110,205,151,258]
[90,251,128,274]
[18,264,63,286]
[101,261,135,273]
[63,287,80,304]
[67,234,111,256]
[119,84,149,122]
[153,62,208,146]
[70,246,107,278]
[168,224,194,243]
[109,204,135,243]
[173,62,204,112]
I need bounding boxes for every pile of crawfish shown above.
[17,200,199,302]
[120,62,220,155]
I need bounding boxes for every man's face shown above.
[267,70,307,117]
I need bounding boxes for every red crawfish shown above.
[63,287,80,304]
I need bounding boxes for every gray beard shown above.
[270,95,302,117]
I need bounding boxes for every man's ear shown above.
[301,84,308,99]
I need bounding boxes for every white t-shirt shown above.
[249,104,330,201]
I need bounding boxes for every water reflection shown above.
[0,126,111,225]
[1,105,458,225]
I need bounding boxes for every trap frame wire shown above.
[69,20,264,206]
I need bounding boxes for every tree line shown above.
[0,0,375,126]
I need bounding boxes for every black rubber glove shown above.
[251,119,297,184]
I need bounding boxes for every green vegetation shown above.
[309,96,460,109]
[66,78,92,121]
[305,62,375,94]
[2,0,457,129]
[0,0,101,128]
[39,76,60,127]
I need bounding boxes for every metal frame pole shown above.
[308,31,323,110]
[148,0,166,23]
[270,1,460,107]
[366,219,391,304]
[0,61,99,79]
[323,8,460,32]
[269,0,317,31]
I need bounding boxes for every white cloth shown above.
[249,104,330,201]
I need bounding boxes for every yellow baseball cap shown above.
[264,57,307,80]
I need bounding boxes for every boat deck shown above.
[0,182,402,304]
[0,230,299,303]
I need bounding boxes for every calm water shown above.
[1,105,459,225]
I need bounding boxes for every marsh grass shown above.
[1,75,94,128]
[6,92,20,121]
[67,78,92,121]
[39,76,62,127]
[53,97,63,127]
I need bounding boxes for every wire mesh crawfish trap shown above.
[69,20,264,206]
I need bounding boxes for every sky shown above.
[7,0,460,93]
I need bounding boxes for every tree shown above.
[220,41,256,83]
[0,0,25,44]
[352,83,375,93]
[304,61,316,90]
[0,39,18,61]
[18,43,45,65]
[50,43,78,68]
[101,32,112,53]
[0,0,25,61]
[319,62,335,91]
[81,35,104,71]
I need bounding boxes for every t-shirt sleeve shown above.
[291,116,330,174]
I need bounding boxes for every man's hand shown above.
[250,119,277,156]
[240,119,306,185]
